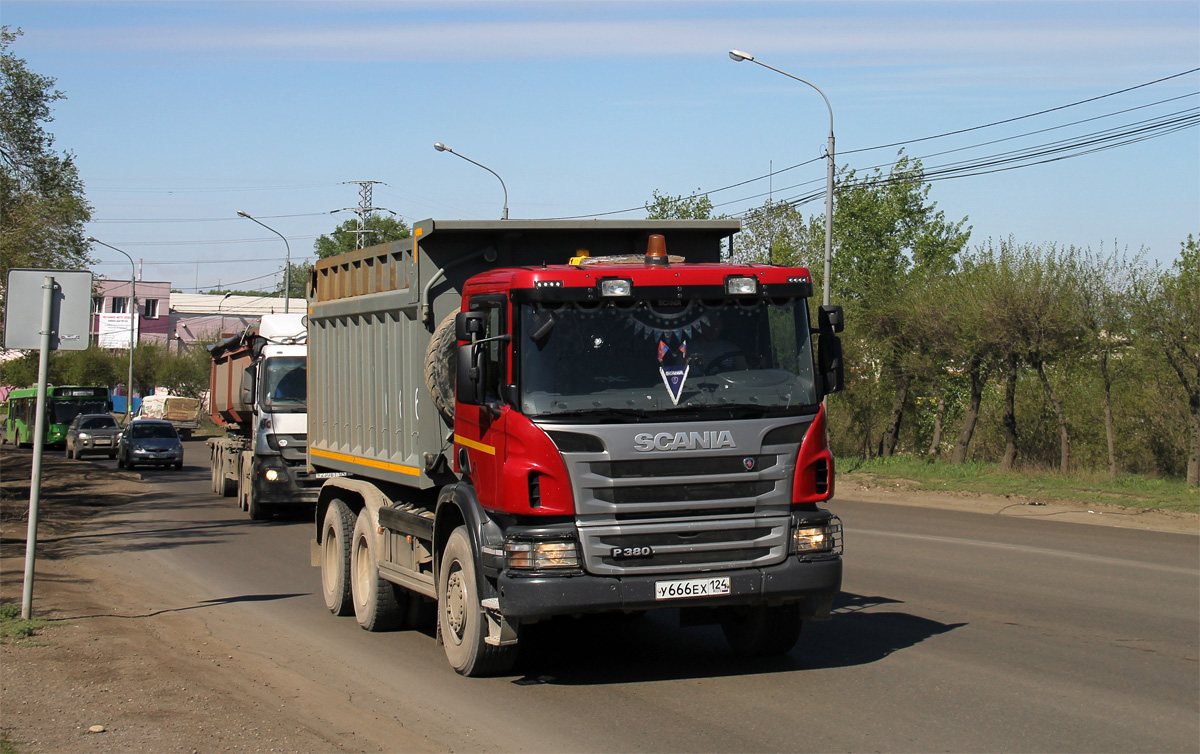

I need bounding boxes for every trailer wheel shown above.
[720,603,803,657]
[438,526,517,676]
[424,311,458,422]
[209,454,220,494]
[321,499,357,616]
[246,484,268,520]
[351,509,405,631]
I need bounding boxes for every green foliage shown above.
[0,601,57,641]
[644,189,719,220]
[841,456,1198,513]
[0,27,93,312]
[0,343,212,399]
[313,214,410,259]
[275,260,311,299]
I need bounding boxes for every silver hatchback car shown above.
[65,413,121,460]
[117,419,184,470]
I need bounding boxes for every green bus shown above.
[2,385,112,448]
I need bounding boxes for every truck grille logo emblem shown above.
[743,457,755,470]
[633,430,736,452]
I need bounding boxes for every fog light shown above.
[725,276,758,295]
[505,538,580,569]
[264,469,281,482]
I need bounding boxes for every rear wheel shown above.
[320,499,357,616]
[350,510,404,631]
[438,525,517,676]
[720,603,803,657]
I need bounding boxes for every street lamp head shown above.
[86,236,98,243]
[728,49,754,62]
[434,142,449,152]
[236,210,251,218]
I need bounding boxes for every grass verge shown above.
[840,456,1199,515]
[0,601,59,642]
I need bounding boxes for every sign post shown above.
[3,269,93,619]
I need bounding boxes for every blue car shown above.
[117,419,184,470]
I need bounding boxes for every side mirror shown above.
[456,344,485,406]
[817,329,844,395]
[456,311,486,342]
[818,304,844,334]
[240,365,256,406]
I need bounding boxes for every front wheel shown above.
[350,510,405,631]
[438,526,517,676]
[321,500,356,616]
[720,602,803,657]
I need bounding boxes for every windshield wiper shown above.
[536,407,650,422]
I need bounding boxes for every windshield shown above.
[518,298,817,419]
[131,422,177,439]
[260,356,307,413]
[53,400,109,424]
[80,416,118,430]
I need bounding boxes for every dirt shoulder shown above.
[1,446,1195,754]
[1,447,433,754]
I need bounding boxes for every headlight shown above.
[599,278,632,297]
[725,276,758,295]
[264,468,280,482]
[78,432,91,440]
[793,517,842,555]
[505,538,580,569]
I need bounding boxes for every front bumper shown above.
[496,555,841,621]
[251,458,321,505]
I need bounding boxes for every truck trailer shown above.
[207,313,322,519]
[134,394,202,439]
[308,219,846,676]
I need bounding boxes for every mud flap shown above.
[480,597,519,646]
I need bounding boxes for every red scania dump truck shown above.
[307,219,845,676]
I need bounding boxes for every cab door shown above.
[453,295,509,509]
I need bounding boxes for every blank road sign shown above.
[3,268,94,351]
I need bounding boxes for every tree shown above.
[1136,234,1200,485]
[0,27,93,310]
[644,189,718,220]
[313,214,410,259]
[275,260,310,299]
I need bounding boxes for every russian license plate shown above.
[654,576,731,601]
[94,438,112,446]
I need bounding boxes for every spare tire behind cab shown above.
[424,311,458,422]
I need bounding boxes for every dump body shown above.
[308,219,845,675]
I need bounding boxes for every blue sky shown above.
[5,0,1198,293]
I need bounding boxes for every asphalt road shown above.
[79,440,1200,752]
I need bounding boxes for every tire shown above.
[321,500,357,616]
[720,603,803,657]
[117,452,126,469]
[246,479,268,520]
[174,460,183,470]
[438,525,517,676]
[65,444,73,459]
[209,457,220,493]
[350,509,405,631]
[424,311,458,422]
[108,452,117,460]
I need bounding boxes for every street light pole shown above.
[237,211,292,312]
[729,49,835,306]
[434,142,509,220]
[86,237,137,423]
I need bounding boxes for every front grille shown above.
[595,481,773,504]
[592,455,776,479]
[579,516,790,576]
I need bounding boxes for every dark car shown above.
[117,419,184,470]
[64,413,121,460]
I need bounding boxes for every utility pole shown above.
[344,181,389,250]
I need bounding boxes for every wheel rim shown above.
[322,525,339,594]
[354,536,371,608]
[445,564,467,641]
